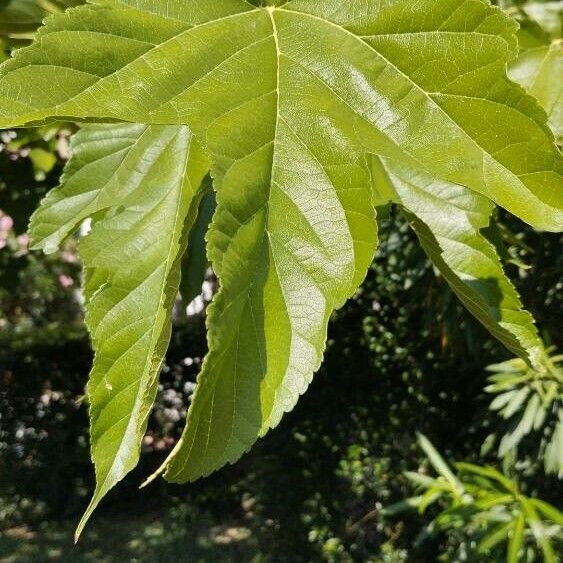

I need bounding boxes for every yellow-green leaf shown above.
[30,124,210,539]
[373,156,544,366]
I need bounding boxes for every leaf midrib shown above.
[190,8,286,469]
[76,128,193,538]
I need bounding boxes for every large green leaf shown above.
[0,0,561,231]
[1,0,561,513]
[372,156,544,366]
[30,123,210,537]
[364,4,560,368]
[159,81,378,482]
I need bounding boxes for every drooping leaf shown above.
[30,123,210,538]
[162,84,378,481]
[372,156,544,366]
[0,0,560,495]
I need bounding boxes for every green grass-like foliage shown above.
[485,351,563,477]
[385,434,563,562]
[0,0,561,536]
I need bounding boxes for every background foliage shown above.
[0,0,561,561]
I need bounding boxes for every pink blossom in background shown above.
[58,275,74,289]
[61,250,78,264]
[0,214,14,233]
[0,214,13,249]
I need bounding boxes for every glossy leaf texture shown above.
[364,5,563,368]
[29,124,210,537]
[0,0,561,230]
[372,156,544,367]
